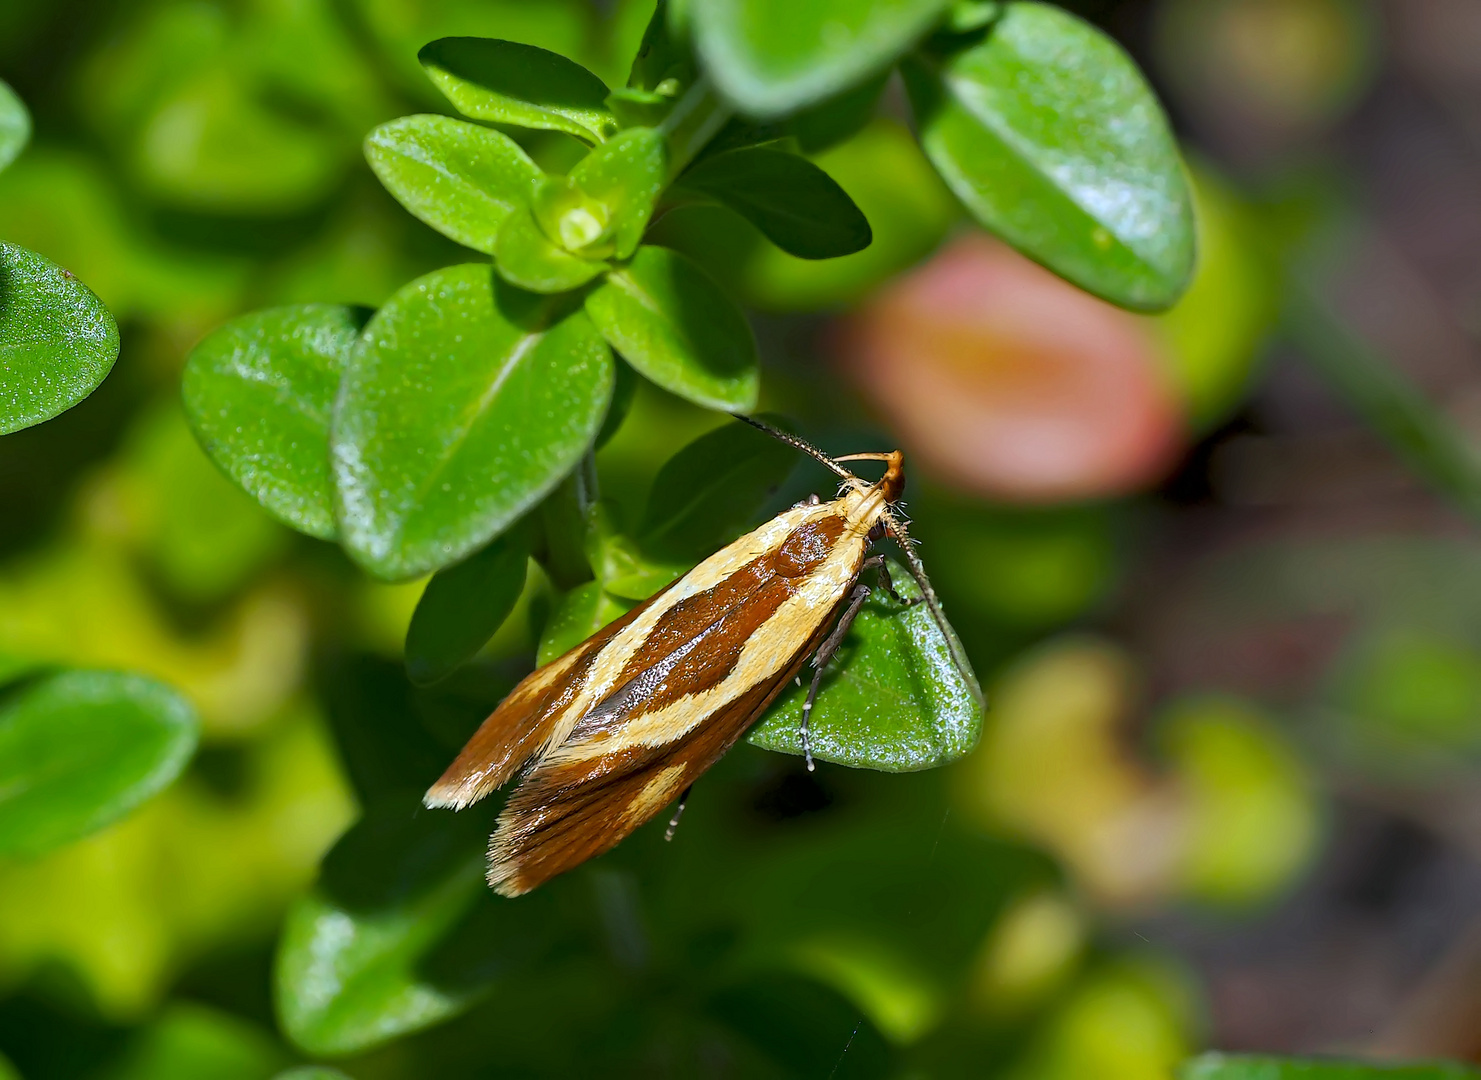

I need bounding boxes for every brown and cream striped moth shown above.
[424,416,959,897]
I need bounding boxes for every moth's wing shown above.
[486,571,854,897]
[423,592,666,811]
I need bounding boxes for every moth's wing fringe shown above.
[485,629,835,896]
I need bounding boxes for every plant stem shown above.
[1284,280,1481,522]
[660,75,731,180]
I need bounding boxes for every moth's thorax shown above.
[838,480,892,536]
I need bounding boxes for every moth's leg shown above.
[874,557,921,608]
[664,785,693,842]
[801,580,872,772]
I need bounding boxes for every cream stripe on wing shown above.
[547,527,870,763]
[528,500,846,760]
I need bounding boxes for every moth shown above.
[424,416,962,896]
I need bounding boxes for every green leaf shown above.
[275,808,486,1055]
[365,115,542,255]
[627,0,695,96]
[182,304,365,541]
[0,241,120,436]
[405,524,532,687]
[1180,1054,1481,1080]
[105,1004,287,1080]
[494,204,610,294]
[275,1070,352,1080]
[709,973,893,1079]
[419,37,616,144]
[692,0,951,117]
[678,147,872,259]
[0,79,30,174]
[537,581,633,666]
[0,655,42,688]
[332,264,614,580]
[787,73,890,154]
[0,670,198,857]
[905,2,1194,311]
[638,416,798,561]
[567,126,668,260]
[748,559,984,770]
[584,501,685,602]
[585,245,759,411]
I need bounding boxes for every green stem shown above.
[1283,280,1481,522]
[659,75,732,180]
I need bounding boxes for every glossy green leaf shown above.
[537,581,633,666]
[0,670,198,857]
[405,524,532,687]
[495,203,609,294]
[275,1070,352,1080]
[677,147,872,259]
[1181,1054,1481,1080]
[0,241,120,436]
[0,79,30,174]
[638,416,798,561]
[585,245,759,411]
[276,815,485,1055]
[748,559,984,770]
[332,264,614,580]
[183,304,364,540]
[365,115,542,255]
[567,126,668,260]
[905,2,1195,311]
[692,0,951,117]
[419,37,616,144]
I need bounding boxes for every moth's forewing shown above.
[484,505,873,896]
[424,592,666,811]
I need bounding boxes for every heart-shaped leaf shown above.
[0,670,198,857]
[365,115,542,255]
[0,79,29,174]
[691,0,951,117]
[748,559,984,770]
[585,245,759,411]
[638,416,798,561]
[905,2,1195,311]
[1181,1055,1481,1080]
[183,304,365,540]
[494,204,609,294]
[419,38,616,144]
[332,264,614,580]
[677,147,872,259]
[405,524,532,687]
[0,242,120,435]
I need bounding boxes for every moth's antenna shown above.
[733,413,852,481]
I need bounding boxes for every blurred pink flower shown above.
[841,235,1188,501]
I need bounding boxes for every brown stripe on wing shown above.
[423,589,663,810]
[485,622,830,897]
[589,513,850,732]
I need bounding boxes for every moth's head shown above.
[836,449,906,504]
